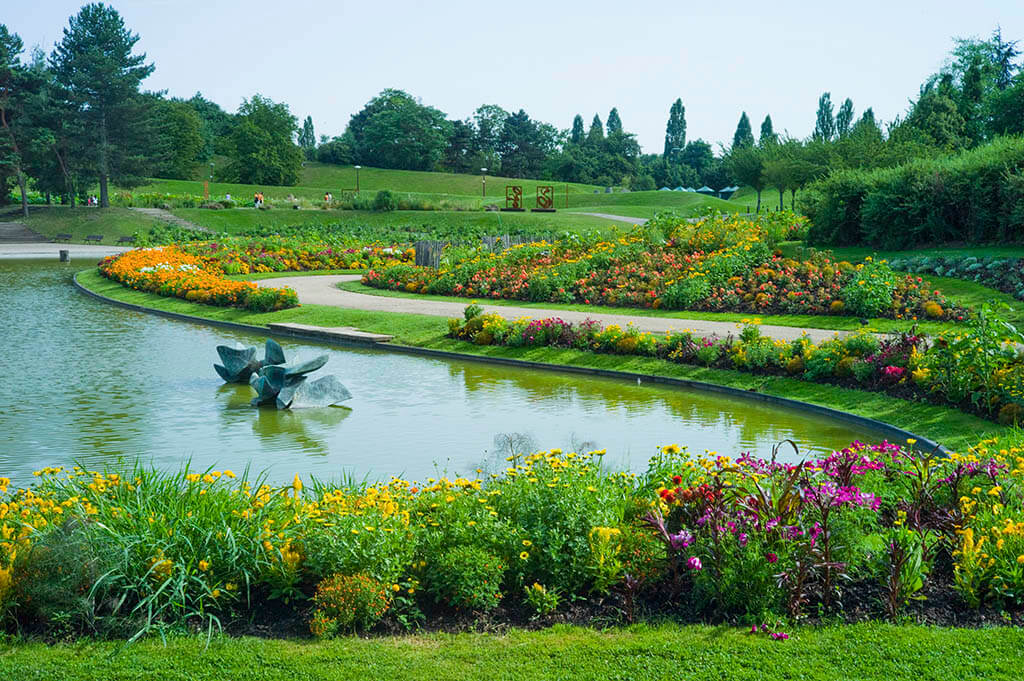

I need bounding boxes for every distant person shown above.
[253,192,259,208]
[225,193,231,201]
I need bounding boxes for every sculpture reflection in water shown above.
[214,339,352,409]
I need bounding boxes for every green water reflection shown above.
[0,260,889,485]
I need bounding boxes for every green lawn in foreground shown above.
[171,207,620,235]
[3,623,1022,681]
[0,206,160,243]
[77,268,1006,451]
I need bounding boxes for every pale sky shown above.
[10,0,1024,153]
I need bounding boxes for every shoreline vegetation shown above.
[74,267,1006,452]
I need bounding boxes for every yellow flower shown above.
[293,474,303,494]
[1018,555,1024,564]
[198,559,210,572]
[522,539,532,547]
[211,589,221,598]
[520,551,529,560]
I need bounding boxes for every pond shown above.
[0,260,889,485]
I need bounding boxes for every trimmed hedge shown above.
[804,136,1024,248]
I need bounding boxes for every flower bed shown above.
[98,246,298,312]
[362,213,966,322]
[448,306,1024,424]
[178,236,415,275]
[1,437,1022,639]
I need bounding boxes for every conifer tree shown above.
[570,114,584,145]
[50,3,153,207]
[662,98,686,157]
[732,112,754,148]
[606,107,622,134]
[758,114,777,146]
[586,113,604,144]
[835,98,855,138]
[813,92,836,142]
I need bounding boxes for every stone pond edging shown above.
[73,271,949,455]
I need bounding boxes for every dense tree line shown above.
[2,7,1021,212]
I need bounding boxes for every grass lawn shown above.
[136,164,602,207]
[77,268,1007,451]
[171,207,620,235]
[565,189,746,214]
[3,622,1023,680]
[782,241,1024,262]
[0,206,160,243]
[334,280,967,335]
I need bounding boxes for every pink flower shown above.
[765,552,778,563]
[687,556,702,571]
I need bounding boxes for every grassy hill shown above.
[0,206,162,243]
[135,163,603,207]
[565,190,749,219]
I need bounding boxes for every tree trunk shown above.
[45,192,51,205]
[755,190,761,213]
[98,111,110,208]
[779,188,784,211]
[790,188,798,210]
[17,172,28,218]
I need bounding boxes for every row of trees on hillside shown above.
[0,4,307,213]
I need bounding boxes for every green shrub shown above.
[662,276,711,310]
[425,545,506,611]
[373,190,397,212]
[840,262,896,317]
[309,573,392,636]
[806,137,1024,247]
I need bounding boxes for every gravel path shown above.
[0,242,131,260]
[258,274,856,344]
[128,207,211,233]
[569,212,648,224]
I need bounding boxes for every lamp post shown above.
[354,165,361,193]
[481,167,487,198]
[209,162,214,181]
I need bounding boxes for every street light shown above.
[481,167,487,198]
[354,165,361,193]
[209,162,214,181]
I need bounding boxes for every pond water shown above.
[0,260,888,485]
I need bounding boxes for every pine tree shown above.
[570,114,584,145]
[732,112,754,148]
[835,98,855,138]
[606,107,622,134]
[586,114,604,145]
[992,26,1021,90]
[662,98,686,157]
[758,115,777,146]
[813,92,836,142]
[50,4,153,207]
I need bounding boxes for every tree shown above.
[0,24,32,215]
[732,112,754,148]
[570,114,585,145]
[895,87,966,150]
[187,92,233,159]
[606,107,622,135]
[50,3,154,207]
[316,136,352,165]
[343,89,451,171]
[497,109,556,178]
[442,118,475,173]
[224,94,303,185]
[992,26,1021,90]
[151,98,202,179]
[297,115,316,159]
[813,92,836,142]
[663,98,686,159]
[835,98,854,138]
[727,145,766,212]
[586,114,604,145]
[758,115,777,146]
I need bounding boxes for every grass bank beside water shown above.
[75,268,1006,452]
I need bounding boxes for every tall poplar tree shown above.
[813,92,836,142]
[732,112,754,148]
[586,114,604,144]
[662,98,686,157]
[570,114,585,145]
[835,98,855,138]
[50,3,153,207]
[758,114,777,146]
[606,107,622,134]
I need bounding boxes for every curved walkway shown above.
[0,242,130,260]
[258,274,854,344]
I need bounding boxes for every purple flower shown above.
[765,552,778,563]
[669,530,694,551]
[737,533,748,547]
[687,556,702,571]
[770,632,790,640]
